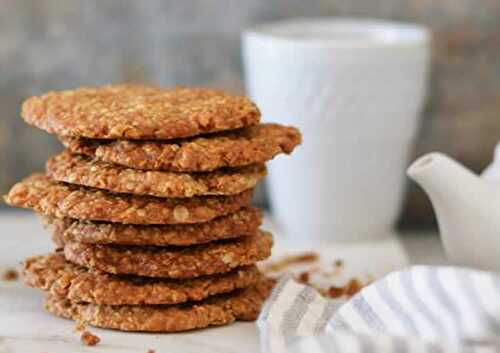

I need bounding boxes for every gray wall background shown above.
[2,0,500,224]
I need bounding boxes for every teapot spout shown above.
[407,152,481,203]
[407,152,496,269]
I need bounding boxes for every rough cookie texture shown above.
[43,279,275,332]
[23,253,261,305]
[4,174,253,224]
[42,207,262,247]
[60,123,302,172]
[64,231,273,278]
[47,151,266,198]
[22,85,260,140]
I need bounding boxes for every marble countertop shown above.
[0,212,445,353]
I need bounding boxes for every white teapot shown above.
[407,145,500,271]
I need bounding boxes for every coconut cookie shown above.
[4,174,253,225]
[43,279,275,332]
[60,123,302,172]
[23,253,261,306]
[63,231,273,278]
[42,207,262,247]
[22,84,260,140]
[46,151,266,198]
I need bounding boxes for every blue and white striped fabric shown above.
[258,266,500,353]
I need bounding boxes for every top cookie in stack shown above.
[22,85,261,140]
[5,84,301,333]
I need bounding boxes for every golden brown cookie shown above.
[64,231,273,278]
[60,123,301,172]
[41,207,262,247]
[4,174,253,224]
[46,151,266,198]
[23,253,261,305]
[22,85,260,140]
[43,279,275,332]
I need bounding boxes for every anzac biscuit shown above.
[46,151,266,198]
[64,231,273,278]
[43,279,275,332]
[21,85,260,140]
[23,253,261,305]
[4,174,253,224]
[60,123,302,172]
[41,207,262,247]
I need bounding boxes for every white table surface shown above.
[0,211,446,353]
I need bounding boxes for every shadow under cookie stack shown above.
[4,85,301,332]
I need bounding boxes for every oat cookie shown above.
[4,174,253,224]
[47,151,266,198]
[64,231,273,278]
[61,123,302,172]
[42,207,262,247]
[23,253,261,305]
[43,279,275,332]
[22,85,260,140]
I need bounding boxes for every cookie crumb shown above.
[262,252,319,272]
[326,285,345,298]
[261,252,367,299]
[344,278,363,297]
[297,271,310,284]
[81,330,100,346]
[323,278,364,299]
[1,268,18,281]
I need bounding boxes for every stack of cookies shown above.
[4,85,301,332]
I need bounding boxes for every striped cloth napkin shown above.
[258,266,500,353]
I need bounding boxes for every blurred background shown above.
[1,0,500,227]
